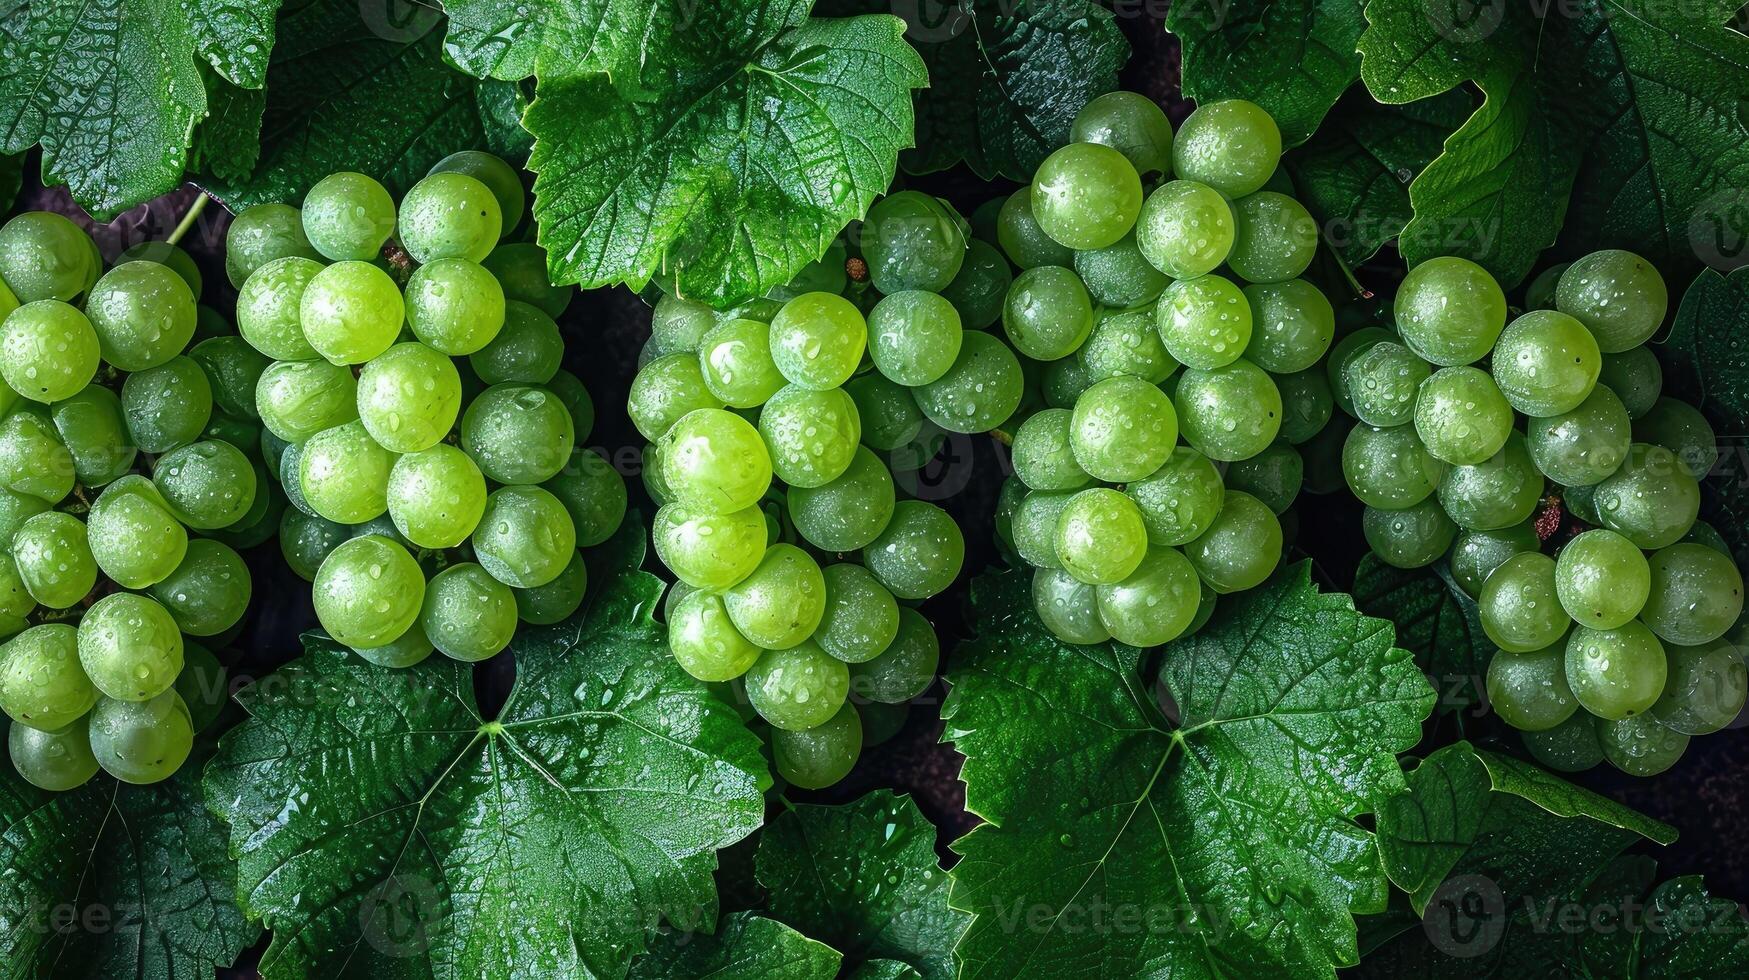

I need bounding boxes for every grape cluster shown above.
[0,213,236,790]
[994,92,1329,646]
[1341,250,1746,776]
[235,154,626,667]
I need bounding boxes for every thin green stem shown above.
[166,192,210,246]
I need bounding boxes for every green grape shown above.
[1041,354,1094,409]
[1486,645,1578,732]
[1633,397,1717,479]
[1598,346,1662,419]
[1079,307,1176,384]
[0,553,34,626]
[8,717,99,791]
[280,507,350,580]
[1523,262,1569,311]
[862,191,966,293]
[460,383,575,485]
[154,440,257,529]
[996,189,1074,269]
[1096,545,1201,647]
[660,408,772,514]
[1135,179,1235,279]
[148,539,251,636]
[0,212,95,302]
[938,238,1012,330]
[355,342,463,453]
[1555,249,1667,352]
[1553,529,1649,628]
[788,447,896,552]
[1651,639,1748,735]
[1126,447,1224,546]
[404,257,507,356]
[201,411,263,463]
[86,479,186,588]
[1069,376,1177,482]
[469,301,562,386]
[864,500,964,599]
[0,489,47,547]
[1012,408,1092,491]
[1226,192,1317,284]
[653,502,764,589]
[545,449,628,547]
[87,690,194,784]
[300,260,404,365]
[1,300,99,402]
[1053,487,1148,586]
[0,410,73,503]
[1393,256,1508,366]
[1521,711,1606,772]
[769,291,868,390]
[1156,274,1252,370]
[1345,341,1430,428]
[1073,90,1175,175]
[1595,713,1688,777]
[224,203,319,287]
[1012,491,1073,569]
[514,553,588,625]
[481,242,569,319]
[1276,369,1334,445]
[1001,266,1092,361]
[1171,99,1281,198]
[430,150,525,233]
[189,336,270,421]
[699,317,786,408]
[1594,443,1699,548]
[299,421,394,524]
[759,384,861,487]
[725,544,827,650]
[313,534,425,647]
[398,172,502,263]
[1566,622,1667,719]
[11,512,97,608]
[473,486,576,588]
[1031,566,1110,645]
[1073,234,1167,311]
[1241,279,1335,374]
[1174,359,1282,462]
[649,294,719,359]
[1327,326,1394,417]
[236,253,321,362]
[254,359,356,444]
[1478,553,1570,653]
[1185,490,1282,593]
[669,588,762,682]
[745,639,848,731]
[122,355,212,452]
[1524,387,1629,489]
[1641,543,1745,646]
[1413,366,1514,466]
[1030,142,1144,250]
[849,607,939,704]
[86,261,197,371]
[119,241,201,300]
[76,592,183,701]
[1226,442,1303,515]
[301,171,396,260]
[914,331,1024,434]
[629,352,724,442]
[421,563,518,662]
[0,623,96,730]
[771,704,862,790]
[51,385,136,487]
[1449,523,1542,597]
[643,442,673,505]
[351,619,437,668]
[861,292,959,388]
[1492,310,1601,416]
[814,563,900,663]
[1438,432,1543,531]
[543,369,594,442]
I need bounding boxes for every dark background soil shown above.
[19,5,1746,975]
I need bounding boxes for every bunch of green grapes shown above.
[990,92,1326,647]
[1341,248,1746,776]
[234,153,627,668]
[0,214,239,790]
[632,244,983,790]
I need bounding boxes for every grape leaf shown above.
[755,790,968,980]
[1631,876,1749,978]
[821,0,1128,180]
[1656,267,1749,567]
[1287,88,1473,266]
[440,0,664,89]
[851,961,923,980]
[943,562,1435,979]
[0,0,279,218]
[628,912,842,979]
[202,0,527,211]
[203,521,769,978]
[0,743,259,978]
[1166,0,1365,147]
[1351,554,1492,717]
[526,9,925,307]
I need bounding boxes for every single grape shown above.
[189,336,270,421]
[1031,566,1110,645]
[51,385,136,487]
[514,552,588,625]
[76,592,183,701]
[866,290,966,389]
[403,257,508,356]
[85,261,197,371]
[1171,99,1281,198]
[1012,408,1092,491]
[86,478,186,588]
[352,620,437,668]
[225,203,320,287]
[11,512,98,607]
[996,188,1073,270]
[863,500,964,600]
[1071,90,1174,175]
[1079,307,1176,384]
[1555,249,1667,352]
[940,237,1012,330]
[1003,265,1093,361]
[1070,376,1177,483]
[1011,490,1073,569]
[301,171,396,260]
[1277,369,1335,445]
[1437,432,1543,531]
[299,421,395,524]
[788,447,896,552]
[148,539,251,636]
[629,352,724,442]
[1521,711,1607,772]
[1174,359,1282,462]
[1651,639,1748,735]
[0,410,73,503]
[1393,256,1507,366]
[255,358,359,444]
[421,563,518,662]
[697,317,784,409]
[1596,713,1688,776]
[1523,386,1630,489]
[913,331,1024,435]
[8,716,99,791]
[1073,233,1168,310]
[1641,543,1745,647]
[1135,179,1235,279]
[1041,354,1094,409]
[1555,529,1649,629]
[0,212,95,302]
[758,384,861,488]
[0,623,96,730]
[862,191,966,293]
[1185,490,1282,593]
[154,440,257,529]
[1492,310,1601,416]
[1096,546,1201,647]
[1326,326,1393,417]
[660,408,772,514]
[472,486,577,589]
[1486,645,1579,731]
[1523,262,1569,311]
[122,356,212,452]
[1363,498,1457,568]
[280,507,350,580]
[1054,487,1148,586]
[357,342,464,453]
[238,256,324,361]
[772,703,862,790]
[1126,447,1224,546]
[1449,523,1541,597]
[545,449,628,547]
[1227,192,1317,284]
[429,150,525,233]
[1594,443,1700,548]
[1598,346,1663,419]
[313,534,425,648]
[1341,422,1445,510]
[669,589,762,682]
[87,690,194,784]
[768,292,867,390]
[1633,397,1717,479]
[1412,365,1513,467]
[1,300,100,402]
[745,640,849,731]
[814,563,900,664]
[653,502,764,590]
[481,242,569,319]
[398,171,502,263]
[1156,274,1252,370]
[1566,621,1667,720]
[1345,341,1430,428]
[469,301,563,385]
[1030,142,1144,250]
[1479,552,1570,653]
[1242,279,1335,374]
[460,383,576,485]
[300,260,404,365]
[725,544,827,650]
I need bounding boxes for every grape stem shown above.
[166,192,210,246]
